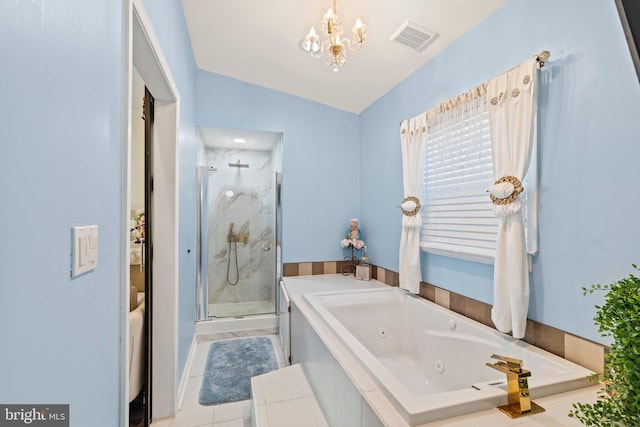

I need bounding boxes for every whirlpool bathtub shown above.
[302,287,593,425]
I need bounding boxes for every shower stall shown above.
[196,129,282,321]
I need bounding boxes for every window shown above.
[420,94,537,264]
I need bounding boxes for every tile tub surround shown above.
[283,262,608,374]
[251,364,330,427]
[284,261,399,286]
[284,275,601,426]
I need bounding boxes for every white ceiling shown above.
[198,127,281,150]
[182,0,508,114]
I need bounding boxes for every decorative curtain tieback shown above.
[487,176,523,205]
[398,196,421,216]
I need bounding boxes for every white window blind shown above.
[420,94,536,264]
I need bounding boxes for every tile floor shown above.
[151,334,286,427]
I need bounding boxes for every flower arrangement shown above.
[340,218,368,276]
[341,238,365,250]
[130,210,145,243]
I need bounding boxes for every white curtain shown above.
[487,57,538,339]
[399,114,428,293]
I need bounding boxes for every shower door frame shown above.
[275,171,282,304]
[196,167,282,321]
[196,166,212,320]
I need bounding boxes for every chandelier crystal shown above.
[299,0,367,72]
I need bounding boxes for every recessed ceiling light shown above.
[233,138,247,143]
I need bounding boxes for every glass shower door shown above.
[204,164,277,318]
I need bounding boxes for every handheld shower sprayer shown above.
[226,222,239,285]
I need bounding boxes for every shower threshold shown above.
[208,300,274,319]
[196,308,278,338]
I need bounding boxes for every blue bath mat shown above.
[199,336,278,405]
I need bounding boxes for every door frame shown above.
[122,0,180,424]
[143,86,155,425]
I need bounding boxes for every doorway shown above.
[123,1,181,424]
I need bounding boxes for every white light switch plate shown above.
[71,225,98,277]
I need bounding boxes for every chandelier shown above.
[299,0,367,72]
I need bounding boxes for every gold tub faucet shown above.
[485,354,545,418]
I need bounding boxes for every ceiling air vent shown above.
[390,20,438,52]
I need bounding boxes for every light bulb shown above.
[300,27,321,54]
[352,18,366,44]
[310,42,321,57]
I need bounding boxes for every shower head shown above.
[229,160,249,168]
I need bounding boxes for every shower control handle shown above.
[228,232,249,244]
[226,223,249,244]
[227,223,235,242]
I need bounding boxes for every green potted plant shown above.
[568,264,640,426]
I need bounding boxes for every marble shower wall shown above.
[205,148,275,308]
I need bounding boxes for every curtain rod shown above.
[400,50,551,126]
[537,50,551,66]
[503,50,550,73]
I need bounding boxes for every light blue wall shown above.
[0,1,124,425]
[143,0,199,382]
[195,72,360,263]
[0,0,199,423]
[2,3,637,424]
[359,0,640,343]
